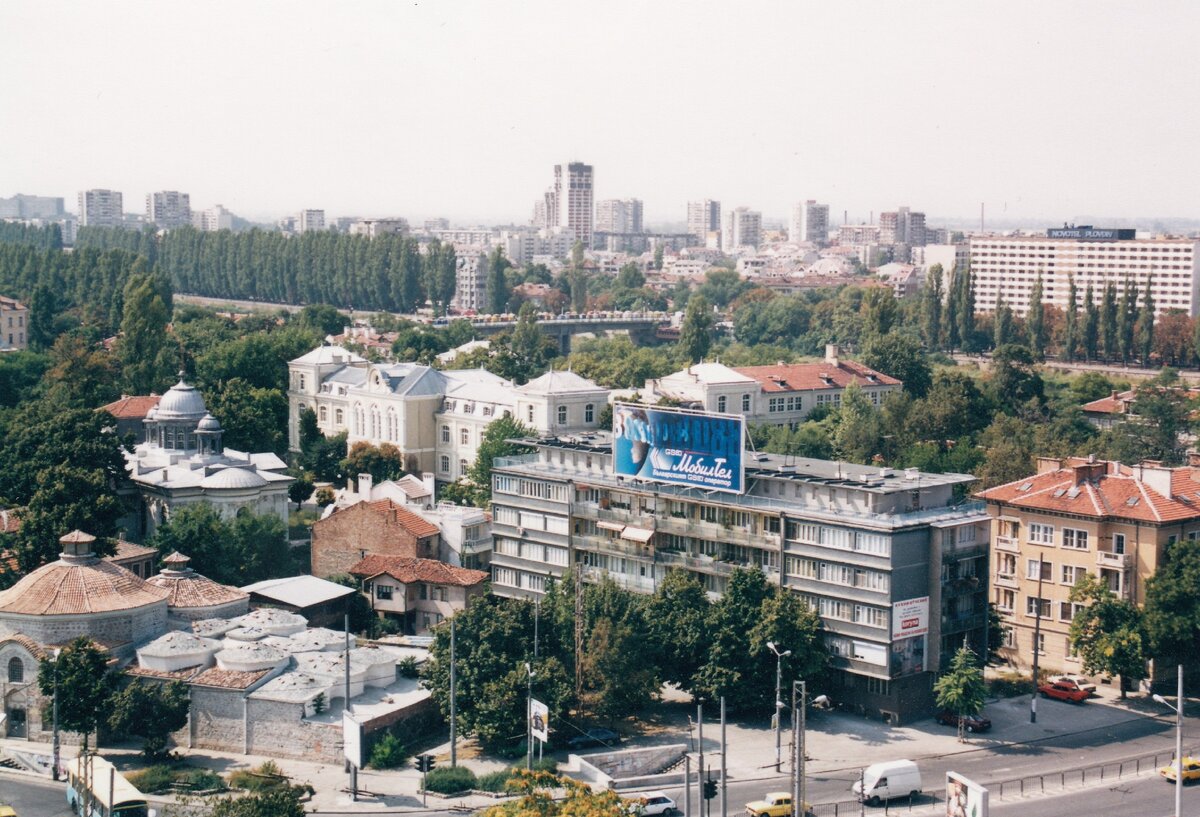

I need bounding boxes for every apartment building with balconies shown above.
[490,434,986,723]
[977,456,1200,676]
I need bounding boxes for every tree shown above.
[860,289,899,341]
[15,466,126,570]
[695,269,751,308]
[288,472,314,509]
[0,350,49,410]
[933,646,986,742]
[118,272,175,395]
[468,415,534,502]
[986,604,1006,665]
[862,331,932,397]
[481,770,630,817]
[1117,278,1137,365]
[920,264,943,349]
[645,570,711,690]
[1062,275,1078,362]
[1145,538,1200,681]
[1155,311,1194,367]
[148,503,293,586]
[210,787,307,817]
[297,304,346,336]
[1068,573,1146,697]
[955,266,975,352]
[43,333,122,409]
[205,379,288,455]
[1027,273,1046,359]
[27,281,58,350]
[616,262,645,290]
[1138,277,1155,366]
[580,615,660,719]
[486,247,512,315]
[945,270,961,351]
[833,383,882,464]
[992,294,1013,350]
[341,441,405,483]
[107,680,190,758]
[1082,283,1099,361]
[1100,282,1118,361]
[679,296,715,364]
[987,344,1043,413]
[38,637,116,753]
[653,243,664,270]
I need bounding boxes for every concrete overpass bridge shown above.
[450,312,670,353]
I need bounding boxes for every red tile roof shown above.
[361,500,440,538]
[349,555,488,587]
[190,667,269,690]
[735,360,900,393]
[1081,388,1200,416]
[106,539,158,563]
[126,665,204,682]
[0,633,46,660]
[976,457,1200,524]
[0,553,169,615]
[0,508,22,534]
[99,394,161,420]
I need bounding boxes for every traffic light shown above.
[703,778,718,800]
[415,754,437,772]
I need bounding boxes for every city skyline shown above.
[2,2,1199,226]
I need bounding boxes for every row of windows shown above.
[495,537,570,566]
[785,557,890,591]
[786,523,890,556]
[715,394,753,413]
[1027,523,1091,550]
[494,476,569,502]
[374,583,450,601]
[768,396,804,413]
[801,595,888,629]
[492,566,546,592]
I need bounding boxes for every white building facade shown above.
[78,189,123,227]
[146,191,192,228]
[789,200,830,246]
[723,207,762,251]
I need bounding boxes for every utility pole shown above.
[344,611,352,773]
[720,697,727,817]
[697,704,704,817]
[51,648,60,781]
[1030,565,1045,723]
[450,618,457,767]
[797,681,807,817]
[525,662,535,770]
[1153,664,1185,817]
[767,641,791,772]
[684,754,692,817]
[534,599,540,659]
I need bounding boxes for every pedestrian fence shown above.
[803,743,1199,816]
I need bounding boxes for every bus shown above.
[66,755,153,817]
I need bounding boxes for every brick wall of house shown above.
[311,503,438,579]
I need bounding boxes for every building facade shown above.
[0,194,64,219]
[596,199,643,236]
[297,210,326,233]
[451,252,488,314]
[78,189,124,227]
[490,437,987,722]
[192,204,235,232]
[146,191,192,228]
[969,230,1200,317]
[879,207,926,248]
[349,554,487,634]
[687,200,722,247]
[311,499,441,578]
[1,296,28,351]
[350,218,409,238]
[790,200,830,246]
[977,456,1200,678]
[557,161,594,247]
[723,207,762,251]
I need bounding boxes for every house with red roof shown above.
[99,393,162,443]
[976,455,1200,677]
[349,554,487,634]
[310,498,441,579]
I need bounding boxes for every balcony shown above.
[942,611,988,632]
[994,572,1018,589]
[1096,550,1133,570]
[995,536,1020,553]
[580,566,656,594]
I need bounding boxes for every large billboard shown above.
[530,698,549,743]
[891,596,930,639]
[612,403,746,494]
[945,771,988,817]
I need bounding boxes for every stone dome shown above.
[197,413,222,432]
[146,552,249,617]
[231,608,308,636]
[155,375,208,420]
[214,641,288,672]
[201,468,268,489]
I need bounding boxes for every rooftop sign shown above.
[613,403,746,494]
[1046,227,1135,240]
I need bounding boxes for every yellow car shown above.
[1159,756,1200,783]
[0,806,16,817]
[744,793,813,817]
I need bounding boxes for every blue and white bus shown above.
[66,756,153,817]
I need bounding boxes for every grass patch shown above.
[476,770,513,793]
[127,765,224,794]
[228,760,290,793]
[423,766,477,794]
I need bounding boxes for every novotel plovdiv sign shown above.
[1046,227,1136,240]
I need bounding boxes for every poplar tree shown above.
[1027,273,1045,360]
[945,270,961,351]
[920,263,943,349]
[1138,277,1155,367]
[1063,275,1079,362]
[956,266,974,352]
[1117,278,1137,366]
[993,294,1012,350]
[1100,282,1117,361]
[118,271,175,394]
[485,247,511,315]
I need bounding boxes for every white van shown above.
[852,760,922,806]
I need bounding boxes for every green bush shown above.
[127,765,175,793]
[423,765,477,794]
[532,757,558,773]
[368,733,409,770]
[989,670,1037,699]
[397,655,420,678]
[475,770,513,793]
[229,760,288,792]
[181,769,225,790]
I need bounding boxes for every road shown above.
[644,699,1178,812]
[0,773,71,817]
[991,774,1185,817]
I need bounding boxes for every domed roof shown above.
[0,534,169,616]
[137,631,219,659]
[201,468,268,489]
[155,374,208,420]
[197,413,222,432]
[146,554,249,610]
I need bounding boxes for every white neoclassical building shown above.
[124,376,292,539]
[287,345,610,481]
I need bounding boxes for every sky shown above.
[2,1,1199,228]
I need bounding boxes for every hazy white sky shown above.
[2,1,1198,227]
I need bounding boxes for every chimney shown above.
[825,344,840,367]
[1132,461,1174,497]
[1036,456,1064,475]
[358,473,373,499]
[1187,451,1200,468]
[421,471,437,501]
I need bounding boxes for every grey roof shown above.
[156,378,208,419]
[326,366,368,385]
[290,345,366,366]
[241,575,355,609]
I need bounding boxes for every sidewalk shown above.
[0,683,1176,813]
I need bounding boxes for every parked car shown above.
[566,727,621,749]
[745,792,811,817]
[1159,757,1200,783]
[852,760,923,806]
[629,792,677,816]
[1038,680,1090,703]
[1052,674,1097,695]
[934,710,992,733]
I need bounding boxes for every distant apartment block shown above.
[192,204,235,232]
[424,217,450,232]
[969,229,1200,317]
[839,224,881,246]
[78,189,124,228]
[500,228,574,264]
[431,228,497,247]
[723,206,762,250]
[790,200,830,246]
[451,253,488,314]
[557,161,594,247]
[350,218,410,238]
[146,190,191,229]
[0,296,28,351]
[879,207,926,248]
[911,243,968,279]
[687,199,722,245]
[297,210,326,233]
[0,194,65,220]
[596,198,643,235]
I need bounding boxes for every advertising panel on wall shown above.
[945,771,988,817]
[612,403,746,494]
[343,712,363,768]
[891,596,930,639]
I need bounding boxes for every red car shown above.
[1038,680,1090,703]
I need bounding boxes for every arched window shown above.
[371,406,381,439]
[319,406,327,422]
[7,656,23,683]
[387,409,397,442]
[557,405,568,425]
[354,405,364,435]
[440,456,450,473]
[459,458,469,477]
[585,404,595,423]
[461,428,469,445]
[336,408,344,427]
[441,425,450,443]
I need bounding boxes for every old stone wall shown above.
[188,686,246,754]
[311,503,430,578]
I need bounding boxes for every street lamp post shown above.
[51,648,61,782]
[525,662,535,770]
[1030,565,1045,723]
[1152,664,1184,817]
[767,641,791,773]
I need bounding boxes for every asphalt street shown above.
[0,773,72,817]
[990,773,1189,817]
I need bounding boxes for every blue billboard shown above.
[612,403,746,494]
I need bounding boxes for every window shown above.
[1062,528,1089,550]
[442,425,450,443]
[1029,523,1055,545]
[866,677,890,696]
[1035,632,1046,654]
[461,428,469,445]
[335,408,344,426]
[7,656,23,683]
[557,405,568,425]
[997,589,1015,612]
[375,584,393,600]
[1003,627,1016,648]
[742,394,750,411]
[1025,596,1051,617]
[1061,564,1085,585]
[997,554,1016,577]
[440,455,450,473]
[717,396,727,413]
[585,404,594,423]
[298,374,306,391]
[1059,601,1083,622]
[459,458,469,477]
[1113,533,1126,554]
[527,406,534,423]
[1026,559,1051,580]
[319,406,327,422]
[419,584,428,600]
